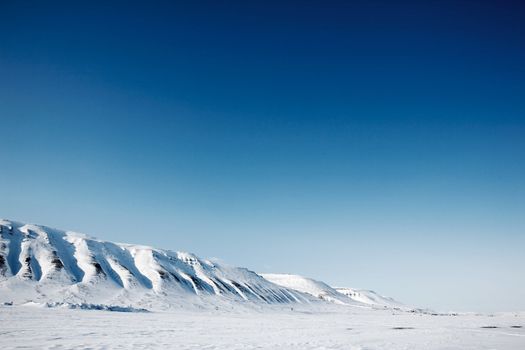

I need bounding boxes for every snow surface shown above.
[1,304,524,349]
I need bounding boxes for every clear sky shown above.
[1,1,524,312]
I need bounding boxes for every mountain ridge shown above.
[0,218,405,311]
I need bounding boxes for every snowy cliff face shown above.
[0,219,309,308]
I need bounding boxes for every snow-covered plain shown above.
[1,304,524,349]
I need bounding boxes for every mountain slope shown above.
[335,287,406,309]
[261,273,406,309]
[0,219,310,308]
[260,273,363,306]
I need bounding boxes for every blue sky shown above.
[1,1,524,312]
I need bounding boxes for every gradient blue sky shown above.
[1,1,524,312]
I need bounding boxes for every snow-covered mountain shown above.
[260,273,362,306]
[335,287,405,309]
[0,218,406,311]
[0,219,311,308]
[261,273,407,309]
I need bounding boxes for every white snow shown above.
[1,304,524,349]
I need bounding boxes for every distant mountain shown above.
[260,273,361,305]
[261,273,406,309]
[0,218,406,311]
[334,287,406,309]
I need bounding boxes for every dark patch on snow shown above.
[0,255,6,274]
[480,326,498,329]
[93,262,105,275]
[392,327,415,330]
[158,269,168,279]
[45,302,149,313]
[50,251,64,269]
[21,256,33,279]
[510,325,522,328]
